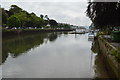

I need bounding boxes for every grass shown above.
[111,49,120,63]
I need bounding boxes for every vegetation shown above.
[87,1,120,63]
[86,1,120,30]
[2,32,60,64]
[87,1,120,42]
[111,49,120,63]
[2,5,72,30]
[7,15,21,28]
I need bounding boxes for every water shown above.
[2,32,97,78]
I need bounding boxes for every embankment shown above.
[2,29,73,38]
[97,36,120,79]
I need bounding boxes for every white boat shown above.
[88,31,95,39]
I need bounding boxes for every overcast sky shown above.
[1,0,92,26]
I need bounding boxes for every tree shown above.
[44,20,49,26]
[38,18,45,28]
[2,4,59,29]
[30,14,44,28]
[40,14,44,19]
[13,12,28,28]
[44,15,58,28]
[9,5,23,14]
[86,2,120,30]
[7,15,21,29]
[58,23,71,29]
[5,10,14,17]
[45,15,49,20]
[49,19,58,28]
[2,8,8,27]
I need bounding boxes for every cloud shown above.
[1,1,91,26]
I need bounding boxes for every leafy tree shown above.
[49,19,58,28]
[34,16,45,28]
[5,10,14,17]
[7,15,21,29]
[40,14,44,19]
[58,23,71,29]
[38,18,45,27]
[10,12,28,29]
[2,4,60,29]
[63,24,71,29]
[44,15,58,28]
[86,2,120,30]
[44,20,49,26]
[45,15,49,20]
[2,8,8,27]
[9,5,23,14]
[29,13,44,28]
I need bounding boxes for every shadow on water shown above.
[91,39,118,80]
[2,32,64,65]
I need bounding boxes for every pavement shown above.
[111,43,120,49]
[104,35,120,49]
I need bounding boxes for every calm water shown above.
[1,32,109,78]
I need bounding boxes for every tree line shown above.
[86,1,120,30]
[2,5,71,29]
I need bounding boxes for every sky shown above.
[1,0,92,26]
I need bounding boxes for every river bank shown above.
[2,29,74,38]
[96,36,120,79]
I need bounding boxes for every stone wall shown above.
[98,36,120,79]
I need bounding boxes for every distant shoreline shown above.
[2,29,74,37]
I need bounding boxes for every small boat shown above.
[88,31,95,39]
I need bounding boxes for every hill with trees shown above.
[2,5,72,30]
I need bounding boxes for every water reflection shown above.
[91,39,99,54]
[2,32,62,64]
[91,39,116,79]
[2,32,118,78]
[2,32,95,78]
[48,32,58,42]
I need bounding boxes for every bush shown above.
[96,32,104,37]
[111,31,120,42]
[111,49,120,63]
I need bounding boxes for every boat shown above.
[88,31,96,40]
